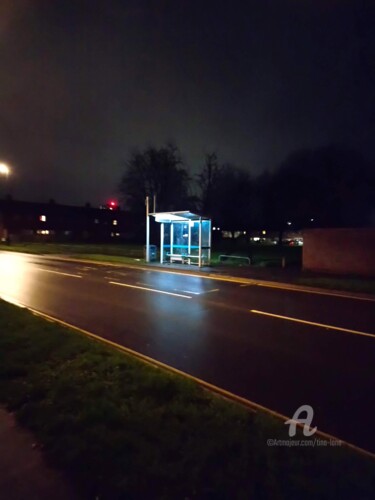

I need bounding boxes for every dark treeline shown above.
[118,143,375,236]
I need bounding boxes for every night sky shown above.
[1,0,374,205]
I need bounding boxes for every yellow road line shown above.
[109,281,192,299]
[35,268,82,278]
[25,307,375,460]
[251,309,375,339]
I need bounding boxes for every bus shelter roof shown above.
[150,211,210,223]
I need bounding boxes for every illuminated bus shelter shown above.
[148,211,211,267]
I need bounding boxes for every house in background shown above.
[248,229,303,246]
[0,198,130,243]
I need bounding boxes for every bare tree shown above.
[196,152,221,215]
[119,144,191,214]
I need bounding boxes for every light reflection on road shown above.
[141,270,209,296]
[0,252,32,303]
[140,286,213,367]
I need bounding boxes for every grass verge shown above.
[0,242,144,258]
[0,243,145,267]
[1,242,303,268]
[296,277,375,295]
[0,300,374,499]
[68,253,145,266]
[210,245,302,268]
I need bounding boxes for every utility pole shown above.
[145,196,150,262]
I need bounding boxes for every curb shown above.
[28,307,375,461]
[1,293,374,460]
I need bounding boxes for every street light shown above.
[0,163,10,176]
[0,163,11,243]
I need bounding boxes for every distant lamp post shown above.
[0,162,11,199]
[0,162,11,242]
[0,163,10,177]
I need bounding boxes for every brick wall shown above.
[303,228,375,277]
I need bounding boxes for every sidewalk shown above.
[152,261,303,283]
[0,408,78,500]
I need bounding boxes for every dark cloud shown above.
[1,0,374,205]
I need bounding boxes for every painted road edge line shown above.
[251,309,375,340]
[109,281,192,299]
[14,303,375,460]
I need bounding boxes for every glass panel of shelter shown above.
[162,220,206,264]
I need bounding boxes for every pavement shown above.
[0,408,78,500]
[150,261,303,282]
[0,251,374,496]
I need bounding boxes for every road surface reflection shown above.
[0,252,32,304]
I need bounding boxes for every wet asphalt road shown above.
[0,251,374,452]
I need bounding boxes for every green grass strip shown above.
[0,300,374,498]
[296,277,375,294]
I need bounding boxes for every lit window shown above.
[40,215,46,222]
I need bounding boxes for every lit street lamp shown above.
[0,163,10,177]
[0,161,11,204]
[0,162,11,243]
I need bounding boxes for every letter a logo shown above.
[285,404,317,437]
